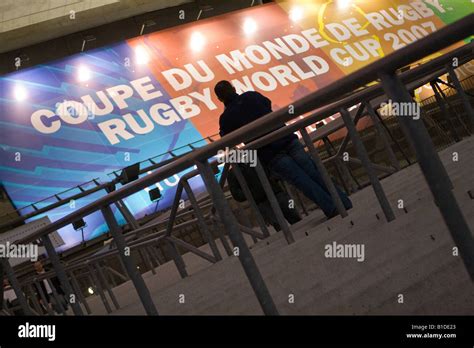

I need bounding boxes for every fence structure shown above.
[1,14,473,316]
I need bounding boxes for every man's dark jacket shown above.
[218,91,296,163]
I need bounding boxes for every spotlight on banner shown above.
[77,65,91,82]
[243,18,258,35]
[190,32,206,52]
[289,6,304,22]
[72,218,86,231]
[148,187,162,202]
[135,45,150,65]
[72,218,87,245]
[13,85,28,101]
[337,0,352,9]
[119,163,140,185]
[148,187,162,213]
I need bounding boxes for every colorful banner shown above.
[0,0,471,250]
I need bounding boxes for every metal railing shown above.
[0,133,220,232]
[1,14,473,316]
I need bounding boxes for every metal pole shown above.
[94,262,120,310]
[196,160,279,315]
[182,180,222,261]
[45,277,66,315]
[138,249,155,275]
[211,223,234,256]
[163,183,189,278]
[430,81,460,142]
[231,164,271,238]
[379,71,474,280]
[143,247,158,271]
[219,162,231,188]
[283,181,308,216]
[69,270,91,314]
[254,159,295,244]
[101,205,159,315]
[378,112,412,166]
[300,128,348,217]
[106,185,140,230]
[105,264,128,283]
[86,263,112,314]
[166,239,188,278]
[33,281,54,315]
[42,234,83,315]
[101,261,118,287]
[339,108,395,222]
[324,137,357,193]
[0,258,32,315]
[165,183,184,236]
[446,64,474,131]
[26,283,43,314]
[365,102,401,171]
[435,81,470,136]
[115,199,139,230]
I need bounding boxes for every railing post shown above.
[434,80,470,136]
[46,277,67,315]
[196,159,279,315]
[446,64,474,131]
[69,270,91,314]
[115,199,140,230]
[379,71,474,280]
[365,102,401,171]
[26,283,43,314]
[106,185,140,230]
[165,239,188,279]
[430,81,460,142]
[182,179,222,261]
[33,280,54,315]
[339,108,395,222]
[0,258,32,315]
[164,183,189,278]
[94,262,120,310]
[41,234,84,315]
[101,205,159,315]
[86,262,112,314]
[231,164,271,238]
[300,128,348,218]
[374,109,412,165]
[254,158,295,244]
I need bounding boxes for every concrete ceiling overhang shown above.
[0,0,194,54]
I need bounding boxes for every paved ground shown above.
[79,136,474,315]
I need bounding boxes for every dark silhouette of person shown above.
[215,80,352,218]
[227,164,301,230]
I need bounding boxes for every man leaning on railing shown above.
[214,80,352,219]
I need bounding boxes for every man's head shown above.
[34,260,44,273]
[214,80,237,104]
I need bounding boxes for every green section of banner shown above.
[429,0,474,24]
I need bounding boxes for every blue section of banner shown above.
[0,42,206,250]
